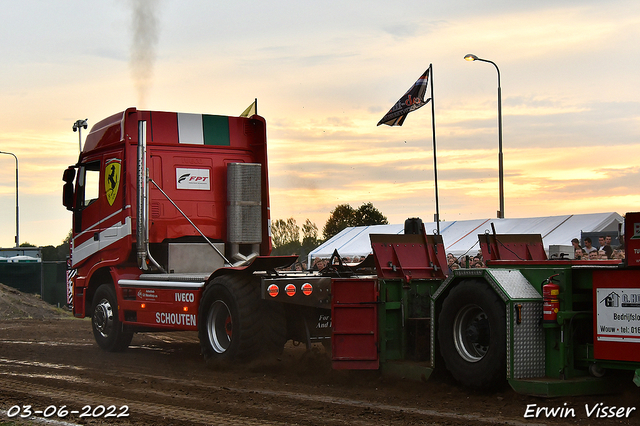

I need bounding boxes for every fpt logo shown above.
[176,168,210,190]
[178,174,208,184]
[105,159,121,206]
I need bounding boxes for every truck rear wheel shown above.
[92,284,133,352]
[438,280,506,389]
[198,274,285,363]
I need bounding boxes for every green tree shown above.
[271,218,322,261]
[33,230,72,261]
[355,202,388,226]
[271,218,300,248]
[300,219,320,259]
[302,219,319,246]
[41,245,58,261]
[323,202,388,240]
[322,204,356,241]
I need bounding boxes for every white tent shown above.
[308,212,623,265]
[6,255,41,263]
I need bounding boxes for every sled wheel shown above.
[438,280,506,389]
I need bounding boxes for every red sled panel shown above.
[331,278,379,370]
[593,269,640,362]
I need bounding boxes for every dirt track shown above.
[0,316,637,426]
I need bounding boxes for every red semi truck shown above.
[63,108,640,396]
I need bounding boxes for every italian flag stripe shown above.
[177,113,230,146]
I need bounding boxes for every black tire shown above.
[198,273,286,363]
[92,284,133,352]
[437,280,506,389]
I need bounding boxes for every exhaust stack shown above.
[136,120,164,272]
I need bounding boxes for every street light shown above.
[464,53,504,219]
[0,151,19,247]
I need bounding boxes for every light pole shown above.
[464,53,504,219]
[0,151,19,247]
[73,119,88,152]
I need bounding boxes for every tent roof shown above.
[308,212,623,262]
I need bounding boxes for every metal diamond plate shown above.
[511,302,545,379]
[488,269,541,300]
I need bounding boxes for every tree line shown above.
[18,230,71,262]
[270,202,388,257]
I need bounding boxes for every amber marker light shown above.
[183,306,189,312]
[140,303,146,309]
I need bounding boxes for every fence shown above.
[0,261,68,307]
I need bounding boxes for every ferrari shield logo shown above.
[105,159,121,206]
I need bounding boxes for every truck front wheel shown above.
[92,284,133,352]
[438,280,506,389]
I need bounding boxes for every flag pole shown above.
[429,64,440,234]
[255,98,258,115]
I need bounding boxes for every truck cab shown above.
[63,108,275,343]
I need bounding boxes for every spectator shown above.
[571,238,581,252]
[584,237,597,254]
[447,254,458,273]
[603,235,613,258]
[613,249,625,260]
[473,260,485,268]
[602,245,613,259]
[311,258,326,271]
[574,247,585,259]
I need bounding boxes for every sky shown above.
[0,0,639,248]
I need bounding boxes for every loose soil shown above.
[0,285,637,425]
[0,283,70,320]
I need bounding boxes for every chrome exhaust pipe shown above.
[136,120,164,272]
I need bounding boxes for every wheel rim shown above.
[207,300,233,354]
[452,304,491,362]
[93,298,114,338]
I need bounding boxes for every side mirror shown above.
[62,167,76,210]
[63,166,76,183]
[63,182,75,211]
